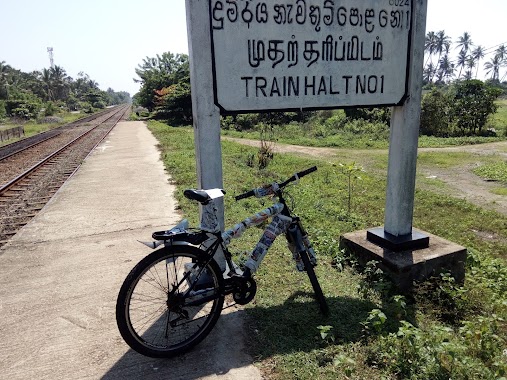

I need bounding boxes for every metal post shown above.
[186,0,226,269]
[367,0,429,251]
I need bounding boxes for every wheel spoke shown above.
[116,248,224,357]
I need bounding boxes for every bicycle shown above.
[116,166,328,358]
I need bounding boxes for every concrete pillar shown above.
[186,0,226,269]
[384,0,427,237]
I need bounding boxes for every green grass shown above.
[148,121,507,379]
[0,112,87,147]
[222,128,504,150]
[488,98,507,136]
[474,162,507,184]
[491,187,507,196]
[417,152,481,168]
[222,99,507,149]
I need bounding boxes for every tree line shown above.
[0,61,130,120]
[133,40,506,138]
[424,31,507,84]
[133,52,191,123]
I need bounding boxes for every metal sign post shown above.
[367,0,429,251]
[186,0,226,269]
[187,0,429,253]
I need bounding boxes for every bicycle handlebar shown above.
[235,166,317,201]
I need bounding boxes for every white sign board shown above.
[210,0,413,113]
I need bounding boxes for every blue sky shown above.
[0,0,505,97]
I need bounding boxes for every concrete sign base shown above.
[341,229,466,292]
[366,227,429,252]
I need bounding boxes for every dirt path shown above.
[224,137,507,216]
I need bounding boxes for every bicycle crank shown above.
[231,277,257,305]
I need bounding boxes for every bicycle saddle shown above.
[183,189,226,204]
[184,189,210,203]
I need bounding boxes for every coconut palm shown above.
[0,61,11,99]
[50,65,69,100]
[471,45,485,78]
[431,30,451,82]
[437,54,455,83]
[456,50,468,79]
[463,56,476,80]
[424,31,437,66]
[40,68,54,101]
[423,62,435,83]
[456,32,473,55]
[495,44,507,61]
[484,55,501,80]
[495,45,507,81]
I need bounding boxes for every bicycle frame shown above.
[117,166,327,359]
[197,183,313,276]
[145,180,317,285]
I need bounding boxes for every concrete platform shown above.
[341,229,467,291]
[0,121,261,380]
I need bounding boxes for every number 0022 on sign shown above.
[209,0,413,113]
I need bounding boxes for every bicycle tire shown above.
[116,245,225,357]
[300,248,329,315]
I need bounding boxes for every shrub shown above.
[0,100,6,119]
[420,81,502,137]
[450,80,502,135]
[420,88,453,136]
[44,102,56,116]
[5,98,42,119]
[344,107,391,125]
[153,81,192,123]
[92,101,106,109]
[323,111,347,131]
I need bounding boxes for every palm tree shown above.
[40,68,54,101]
[0,61,11,99]
[50,65,69,100]
[464,56,476,80]
[435,31,451,62]
[456,32,473,55]
[87,79,99,90]
[495,44,507,61]
[472,45,485,78]
[484,55,501,80]
[424,31,437,66]
[437,55,455,83]
[423,62,435,83]
[456,50,468,79]
[495,45,507,81]
[431,30,451,82]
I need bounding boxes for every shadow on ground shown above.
[102,293,375,380]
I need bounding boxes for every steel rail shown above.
[0,132,63,162]
[0,106,121,160]
[0,106,128,196]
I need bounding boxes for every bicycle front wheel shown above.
[116,245,224,357]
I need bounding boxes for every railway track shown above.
[0,107,117,161]
[0,105,130,248]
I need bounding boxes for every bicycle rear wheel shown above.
[116,245,224,357]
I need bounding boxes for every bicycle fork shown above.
[287,219,317,271]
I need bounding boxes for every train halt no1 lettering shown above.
[209,0,413,113]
